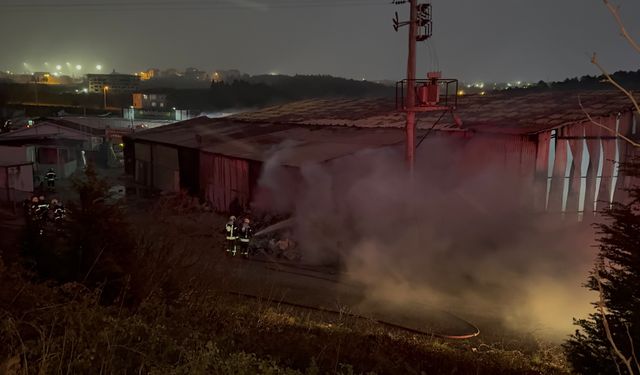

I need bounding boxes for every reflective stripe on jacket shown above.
[225,223,237,240]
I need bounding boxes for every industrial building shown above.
[87,71,141,93]
[124,90,639,217]
[132,93,169,110]
[0,116,177,195]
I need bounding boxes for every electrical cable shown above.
[0,1,388,11]
[416,109,447,149]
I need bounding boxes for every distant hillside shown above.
[0,74,394,112]
[165,74,393,110]
[507,69,640,92]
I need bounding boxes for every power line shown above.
[0,0,389,11]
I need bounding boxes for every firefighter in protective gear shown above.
[45,168,57,191]
[238,218,253,257]
[225,215,239,256]
[51,199,66,232]
[34,196,49,235]
[28,196,40,220]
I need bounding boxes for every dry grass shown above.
[0,196,572,374]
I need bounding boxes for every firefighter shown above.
[45,168,57,192]
[238,217,253,257]
[51,199,66,232]
[28,196,39,218]
[34,196,49,235]
[225,215,238,256]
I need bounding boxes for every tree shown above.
[564,162,640,374]
[65,164,137,302]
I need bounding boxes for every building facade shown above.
[87,71,141,93]
[132,93,169,110]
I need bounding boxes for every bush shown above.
[565,162,640,374]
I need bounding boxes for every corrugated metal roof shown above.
[230,90,639,135]
[126,89,638,165]
[127,117,411,166]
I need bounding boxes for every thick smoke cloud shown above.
[254,137,597,338]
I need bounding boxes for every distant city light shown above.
[96,64,102,71]
[480,91,486,96]
[516,81,522,86]
[82,88,88,93]
[75,65,82,70]
[457,90,465,96]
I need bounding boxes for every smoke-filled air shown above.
[253,136,597,340]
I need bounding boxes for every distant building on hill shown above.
[87,70,140,93]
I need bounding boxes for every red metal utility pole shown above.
[394,2,458,173]
[405,0,418,173]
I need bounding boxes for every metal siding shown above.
[548,134,567,212]
[200,152,250,213]
[151,144,179,192]
[135,142,151,162]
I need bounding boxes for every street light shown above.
[96,64,102,71]
[103,86,109,109]
[55,65,62,71]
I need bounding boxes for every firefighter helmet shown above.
[244,218,250,224]
[229,215,236,221]
[51,199,58,205]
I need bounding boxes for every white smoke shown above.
[254,137,597,339]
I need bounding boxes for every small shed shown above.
[0,161,34,203]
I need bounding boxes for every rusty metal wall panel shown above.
[200,152,250,213]
[135,142,151,162]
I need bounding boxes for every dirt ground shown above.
[1,166,528,342]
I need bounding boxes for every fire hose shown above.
[227,290,480,340]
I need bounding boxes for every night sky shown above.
[0,0,638,82]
